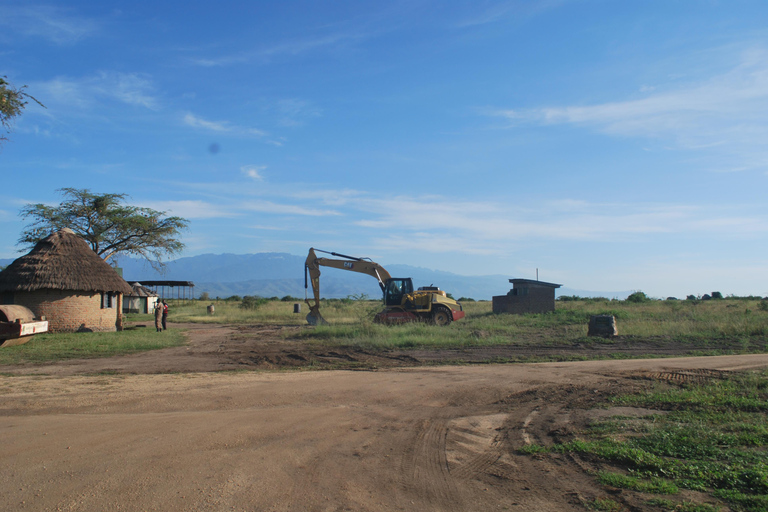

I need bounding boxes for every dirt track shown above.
[2,324,768,511]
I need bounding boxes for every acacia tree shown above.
[1,76,44,145]
[19,188,189,270]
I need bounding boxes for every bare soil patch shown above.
[2,323,767,511]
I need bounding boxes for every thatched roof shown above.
[128,282,158,297]
[0,228,133,294]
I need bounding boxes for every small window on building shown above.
[101,292,114,309]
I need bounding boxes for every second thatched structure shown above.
[0,228,133,332]
[124,282,159,314]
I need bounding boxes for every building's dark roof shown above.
[136,280,195,287]
[0,229,133,294]
[509,278,562,288]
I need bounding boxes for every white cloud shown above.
[242,165,266,180]
[183,113,230,132]
[191,30,366,67]
[139,200,239,219]
[489,49,768,169]
[350,195,767,248]
[1,4,98,44]
[34,71,159,112]
[165,178,768,259]
[455,0,570,28]
[183,112,267,137]
[275,98,322,127]
[241,200,341,217]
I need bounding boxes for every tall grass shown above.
[159,297,768,352]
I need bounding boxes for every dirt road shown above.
[2,324,768,511]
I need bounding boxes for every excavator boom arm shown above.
[304,248,392,325]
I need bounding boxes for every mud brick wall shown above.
[492,286,556,314]
[11,289,123,332]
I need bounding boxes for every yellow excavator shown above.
[304,248,465,326]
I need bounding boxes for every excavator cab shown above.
[383,278,413,306]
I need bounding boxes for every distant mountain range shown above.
[0,252,632,300]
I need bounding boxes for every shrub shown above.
[198,291,210,301]
[625,291,650,303]
[686,295,698,301]
[457,297,476,302]
[281,295,299,302]
[226,295,242,302]
[240,296,267,310]
[711,291,723,300]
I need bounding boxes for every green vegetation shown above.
[19,188,189,268]
[5,296,766,366]
[523,370,768,512]
[625,291,651,303]
[240,295,268,310]
[1,76,44,145]
[162,297,768,354]
[587,497,623,511]
[646,500,719,512]
[0,327,185,365]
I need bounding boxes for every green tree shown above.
[1,76,44,145]
[19,188,188,269]
[625,291,650,303]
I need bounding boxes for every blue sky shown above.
[2,0,768,298]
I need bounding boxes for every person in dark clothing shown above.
[162,300,168,330]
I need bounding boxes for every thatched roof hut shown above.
[128,282,157,297]
[0,228,132,295]
[0,228,133,332]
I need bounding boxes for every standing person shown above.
[154,301,163,332]
[162,300,168,330]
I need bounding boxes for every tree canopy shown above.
[1,76,43,145]
[19,188,189,269]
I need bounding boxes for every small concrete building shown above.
[123,282,159,314]
[492,278,562,314]
[0,229,133,332]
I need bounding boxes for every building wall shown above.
[123,296,157,314]
[492,286,556,314]
[12,289,123,332]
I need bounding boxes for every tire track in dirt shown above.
[400,419,463,511]
[446,413,508,480]
[636,368,732,383]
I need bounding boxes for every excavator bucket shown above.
[306,305,328,326]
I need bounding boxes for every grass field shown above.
[521,369,768,512]
[0,327,185,366]
[2,296,766,365]
[163,297,768,351]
